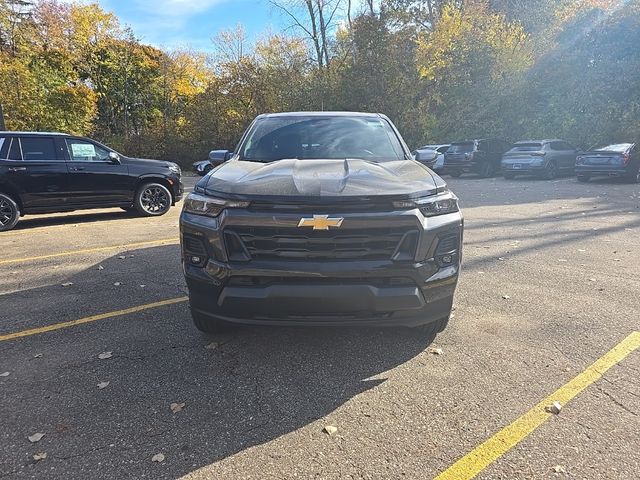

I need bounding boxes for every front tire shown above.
[626,165,640,184]
[541,161,557,180]
[191,310,235,334]
[413,314,450,337]
[0,193,20,232]
[478,162,494,178]
[134,182,172,216]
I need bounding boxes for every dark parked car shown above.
[180,112,463,336]
[502,139,578,180]
[575,143,639,183]
[444,139,510,178]
[0,132,183,231]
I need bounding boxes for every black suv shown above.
[445,138,511,178]
[0,132,183,231]
[180,112,463,336]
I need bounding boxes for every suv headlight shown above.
[393,192,459,217]
[168,163,181,176]
[183,193,250,217]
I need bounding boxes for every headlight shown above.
[183,193,249,217]
[168,163,181,175]
[393,192,459,217]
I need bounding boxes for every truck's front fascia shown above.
[180,198,463,327]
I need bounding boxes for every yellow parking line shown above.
[0,296,188,342]
[434,331,640,480]
[0,238,179,266]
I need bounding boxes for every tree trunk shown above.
[0,103,6,130]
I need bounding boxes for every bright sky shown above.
[98,0,287,51]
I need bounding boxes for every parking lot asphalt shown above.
[1,174,639,480]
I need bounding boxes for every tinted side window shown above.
[20,137,59,161]
[0,137,5,157]
[8,138,22,160]
[477,141,488,152]
[66,139,110,162]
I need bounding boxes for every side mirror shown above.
[209,150,232,164]
[108,152,121,164]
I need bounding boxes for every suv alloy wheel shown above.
[135,183,172,216]
[0,193,20,232]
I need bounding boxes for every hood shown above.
[125,156,177,169]
[202,158,442,199]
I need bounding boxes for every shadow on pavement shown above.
[0,245,435,479]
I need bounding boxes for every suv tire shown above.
[627,165,640,184]
[191,310,235,334]
[541,161,557,180]
[134,182,172,216]
[478,162,494,178]
[0,193,20,232]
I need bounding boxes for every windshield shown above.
[238,116,406,162]
[448,142,475,153]
[509,143,543,152]
[595,143,633,153]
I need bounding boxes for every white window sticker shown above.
[71,143,96,158]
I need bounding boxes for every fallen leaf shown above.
[33,354,43,358]
[97,265,104,271]
[205,342,219,350]
[151,453,165,463]
[61,282,73,287]
[323,425,338,436]
[170,402,185,413]
[118,256,126,260]
[502,295,510,300]
[497,257,505,261]
[32,452,47,461]
[97,381,110,389]
[557,259,567,263]
[0,371,9,377]
[589,278,597,282]
[139,285,146,288]
[552,465,566,474]
[28,433,45,443]
[113,282,122,286]
[545,401,562,415]
[428,347,443,355]
[98,352,113,360]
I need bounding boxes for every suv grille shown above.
[224,226,418,261]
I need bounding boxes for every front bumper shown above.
[181,207,463,327]
[170,176,184,203]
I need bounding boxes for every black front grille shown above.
[225,226,417,261]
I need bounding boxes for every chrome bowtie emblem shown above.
[297,215,344,231]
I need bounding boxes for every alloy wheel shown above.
[0,198,16,227]
[140,186,170,214]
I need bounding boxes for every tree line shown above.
[1,0,638,166]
